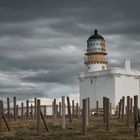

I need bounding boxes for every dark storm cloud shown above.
[0,0,139,38]
[0,0,140,101]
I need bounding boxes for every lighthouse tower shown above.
[85,29,108,72]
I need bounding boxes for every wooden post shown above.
[116,105,118,116]
[43,105,46,117]
[31,104,33,119]
[125,106,127,117]
[16,105,18,119]
[110,102,112,116]
[85,98,89,127]
[130,98,133,117]
[59,102,61,118]
[53,99,56,120]
[13,96,17,121]
[0,100,10,132]
[37,99,40,135]
[82,99,87,135]
[0,100,3,131]
[96,100,99,117]
[7,97,10,120]
[62,96,65,129]
[134,95,138,137]
[34,98,37,119]
[26,100,29,119]
[127,96,130,127]
[122,96,125,119]
[103,97,106,123]
[76,103,79,118]
[118,99,122,119]
[21,102,24,119]
[72,100,75,118]
[52,101,54,118]
[67,97,72,122]
[106,98,110,131]
[40,111,49,132]
[1,112,10,131]
[56,104,58,119]
[87,97,90,119]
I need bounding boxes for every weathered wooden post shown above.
[127,96,130,127]
[115,105,118,116]
[134,95,138,137]
[26,100,29,119]
[37,99,40,135]
[56,104,58,119]
[40,111,49,132]
[122,96,125,119]
[7,97,10,120]
[103,97,106,123]
[76,103,79,118]
[52,101,54,118]
[31,104,33,119]
[0,100,10,132]
[34,98,37,119]
[13,96,17,121]
[72,100,75,118]
[0,100,3,131]
[67,97,72,122]
[59,102,61,118]
[96,100,99,117]
[125,106,127,117]
[87,97,90,119]
[43,105,46,117]
[16,105,18,119]
[118,99,122,119]
[53,99,56,120]
[85,98,89,127]
[21,102,24,119]
[106,98,110,131]
[130,98,133,117]
[62,96,65,129]
[82,99,87,135]
[110,102,112,116]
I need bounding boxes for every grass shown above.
[0,116,140,140]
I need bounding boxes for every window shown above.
[102,66,105,70]
[91,79,93,84]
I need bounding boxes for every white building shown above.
[79,30,140,108]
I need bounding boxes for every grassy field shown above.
[0,116,140,140]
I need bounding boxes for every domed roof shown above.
[88,29,104,41]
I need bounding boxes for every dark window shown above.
[102,66,105,70]
[91,79,93,84]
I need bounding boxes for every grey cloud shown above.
[22,64,83,84]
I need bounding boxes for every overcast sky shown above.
[0,0,140,103]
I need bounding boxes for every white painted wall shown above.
[86,63,107,72]
[80,75,115,108]
[115,75,140,106]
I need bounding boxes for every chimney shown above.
[124,59,130,70]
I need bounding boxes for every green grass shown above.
[0,116,140,140]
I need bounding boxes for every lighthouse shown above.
[79,30,140,108]
[85,29,108,72]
